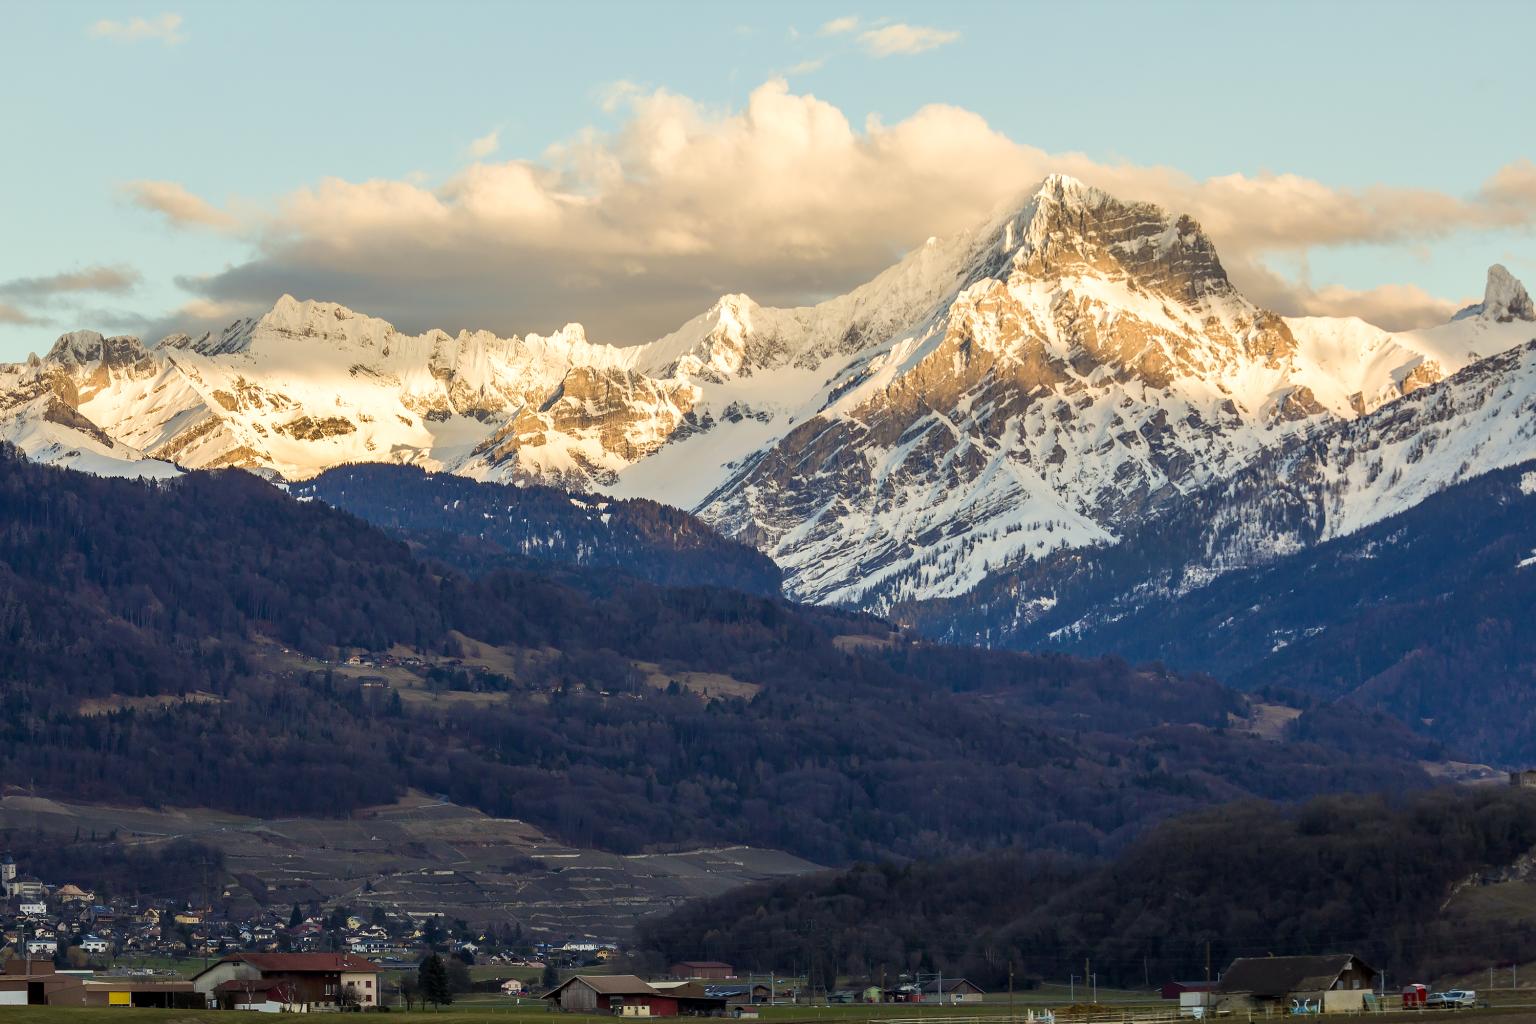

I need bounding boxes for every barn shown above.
[1215,954,1379,1014]
[546,975,678,1016]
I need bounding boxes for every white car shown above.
[1442,989,1476,1007]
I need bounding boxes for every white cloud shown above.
[858,23,959,56]
[1482,158,1536,207]
[600,79,644,114]
[88,13,186,45]
[785,57,827,75]
[819,15,860,35]
[467,129,501,159]
[143,80,1536,342]
[122,180,237,230]
[1304,283,1463,331]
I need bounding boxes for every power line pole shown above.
[1008,961,1015,1024]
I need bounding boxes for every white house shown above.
[80,935,111,955]
[25,937,58,957]
[18,901,47,917]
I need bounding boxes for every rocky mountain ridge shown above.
[3,174,1533,614]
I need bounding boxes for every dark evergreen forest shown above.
[294,463,784,597]
[640,787,1536,989]
[906,461,1536,763]
[0,446,1432,865]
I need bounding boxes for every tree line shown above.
[0,446,1435,865]
[639,786,1536,988]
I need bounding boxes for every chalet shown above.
[919,978,985,1004]
[1510,770,1536,787]
[670,960,734,980]
[192,952,382,1011]
[54,884,93,905]
[79,935,110,955]
[1214,954,1378,1015]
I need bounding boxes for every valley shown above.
[8,10,1536,1018]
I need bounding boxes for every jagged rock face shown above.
[698,181,1388,606]
[905,338,1536,650]
[471,366,698,487]
[3,175,1533,616]
[1484,264,1536,322]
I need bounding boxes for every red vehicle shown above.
[1402,983,1428,1008]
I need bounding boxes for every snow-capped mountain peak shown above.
[4,176,1534,615]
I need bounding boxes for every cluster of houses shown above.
[0,847,1419,1020]
[0,952,385,1011]
[541,964,987,1018]
[1,848,614,981]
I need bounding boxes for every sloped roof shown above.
[1217,955,1374,998]
[195,953,380,979]
[546,974,657,998]
[919,978,981,993]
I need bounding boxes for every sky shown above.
[1,0,1533,359]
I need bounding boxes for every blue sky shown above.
[1,0,1532,358]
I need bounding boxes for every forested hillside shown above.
[294,463,783,596]
[906,462,1536,763]
[641,787,1536,988]
[0,447,1433,865]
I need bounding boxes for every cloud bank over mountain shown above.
[122,80,1536,344]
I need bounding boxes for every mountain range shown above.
[4,173,1535,761]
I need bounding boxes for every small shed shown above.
[1161,979,1217,1000]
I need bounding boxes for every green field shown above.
[13,1002,1536,1024]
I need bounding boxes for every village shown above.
[0,849,1526,1019]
